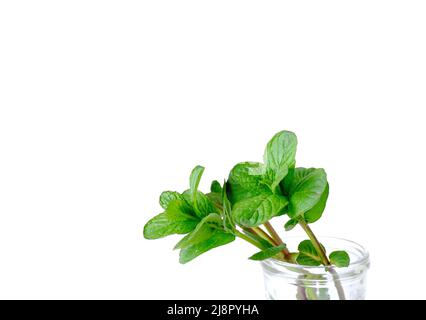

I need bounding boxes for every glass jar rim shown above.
[261,236,369,278]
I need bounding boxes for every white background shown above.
[0,1,425,300]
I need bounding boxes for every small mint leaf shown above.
[329,250,350,267]
[249,244,286,261]
[210,180,222,194]
[284,218,298,231]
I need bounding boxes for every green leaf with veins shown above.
[287,168,328,219]
[329,250,350,267]
[210,180,222,194]
[183,190,217,218]
[227,162,270,204]
[159,191,184,209]
[249,244,286,261]
[284,218,299,231]
[206,192,222,212]
[281,167,295,195]
[207,180,224,212]
[263,131,297,192]
[188,165,209,217]
[175,214,221,249]
[176,213,235,263]
[190,165,204,198]
[143,200,199,239]
[221,181,235,231]
[289,252,299,263]
[222,182,232,217]
[232,194,289,227]
[304,183,329,223]
[296,239,324,266]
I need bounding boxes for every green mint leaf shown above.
[281,167,295,196]
[190,165,205,198]
[221,181,236,231]
[284,218,299,231]
[303,183,329,223]
[183,190,217,218]
[296,239,323,266]
[227,162,270,204]
[174,213,222,249]
[298,239,326,255]
[179,232,235,264]
[329,250,350,267]
[290,252,299,264]
[232,194,289,227]
[143,200,199,239]
[159,191,184,209]
[210,180,222,193]
[287,168,328,219]
[176,214,235,264]
[206,192,222,211]
[296,253,322,266]
[189,165,205,215]
[187,166,219,218]
[207,180,224,212]
[263,131,297,192]
[249,244,286,261]
[222,181,232,217]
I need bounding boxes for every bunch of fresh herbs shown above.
[144,130,349,272]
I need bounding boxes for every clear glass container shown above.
[261,237,370,300]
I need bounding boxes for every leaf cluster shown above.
[143,131,350,268]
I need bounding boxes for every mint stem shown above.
[299,220,330,265]
[298,220,346,300]
[263,221,292,261]
[234,230,265,250]
[250,227,278,246]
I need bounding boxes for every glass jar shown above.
[261,237,370,300]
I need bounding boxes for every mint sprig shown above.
[143,130,351,271]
